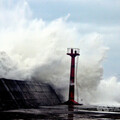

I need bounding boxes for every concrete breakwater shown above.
[0,78,61,110]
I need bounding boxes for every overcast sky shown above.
[27,0,120,78]
[27,0,120,25]
[0,0,120,78]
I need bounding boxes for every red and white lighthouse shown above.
[65,48,80,105]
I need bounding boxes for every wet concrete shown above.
[0,78,120,119]
[0,78,61,110]
[1,105,120,120]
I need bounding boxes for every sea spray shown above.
[0,0,120,106]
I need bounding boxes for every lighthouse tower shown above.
[65,48,80,105]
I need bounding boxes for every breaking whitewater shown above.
[0,0,120,107]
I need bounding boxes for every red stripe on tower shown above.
[64,48,80,105]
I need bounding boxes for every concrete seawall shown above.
[0,78,61,110]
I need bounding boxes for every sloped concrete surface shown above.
[0,78,61,110]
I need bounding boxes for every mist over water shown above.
[0,0,120,106]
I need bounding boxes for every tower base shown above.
[64,100,83,105]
